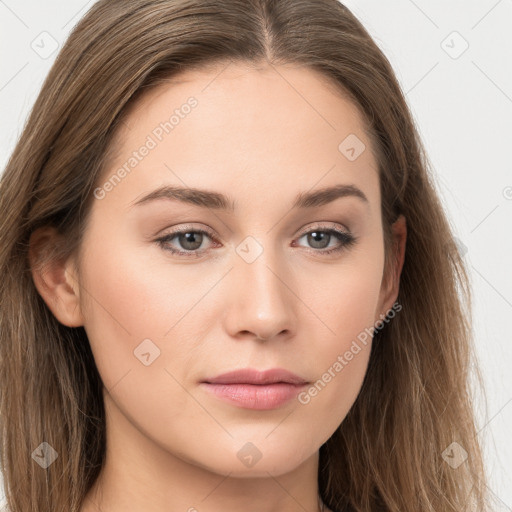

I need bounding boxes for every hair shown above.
[0,0,490,511]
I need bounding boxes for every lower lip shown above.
[200,382,307,410]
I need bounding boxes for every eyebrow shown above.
[129,183,369,211]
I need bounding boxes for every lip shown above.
[200,368,309,410]
[203,368,308,385]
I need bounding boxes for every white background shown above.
[1,0,511,509]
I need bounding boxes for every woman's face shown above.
[39,62,405,478]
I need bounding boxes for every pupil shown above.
[181,232,202,250]
[309,231,329,249]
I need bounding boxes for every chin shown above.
[188,435,316,478]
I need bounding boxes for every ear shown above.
[28,226,84,327]
[376,214,406,320]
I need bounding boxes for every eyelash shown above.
[155,223,357,259]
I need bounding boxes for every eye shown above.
[293,223,357,256]
[155,225,218,258]
[155,223,357,258]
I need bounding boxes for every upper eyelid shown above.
[161,221,351,236]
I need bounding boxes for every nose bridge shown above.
[229,233,295,338]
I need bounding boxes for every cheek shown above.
[303,248,384,347]
[78,234,186,387]
[78,228,228,398]
[78,241,210,443]
[296,253,383,426]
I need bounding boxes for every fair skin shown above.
[29,61,406,512]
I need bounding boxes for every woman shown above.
[0,0,490,511]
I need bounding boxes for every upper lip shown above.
[202,368,308,385]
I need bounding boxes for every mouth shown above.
[200,368,309,410]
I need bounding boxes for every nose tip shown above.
[227,253,296,343]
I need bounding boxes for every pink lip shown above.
[200,368,309,410]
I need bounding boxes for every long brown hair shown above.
[0,1,490,510]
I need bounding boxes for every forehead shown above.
[121,61,369,135]
[96,62,380,214]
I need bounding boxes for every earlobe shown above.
[28,227,84,328]
[377,214,407,318]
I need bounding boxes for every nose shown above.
[223,243,297,343]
